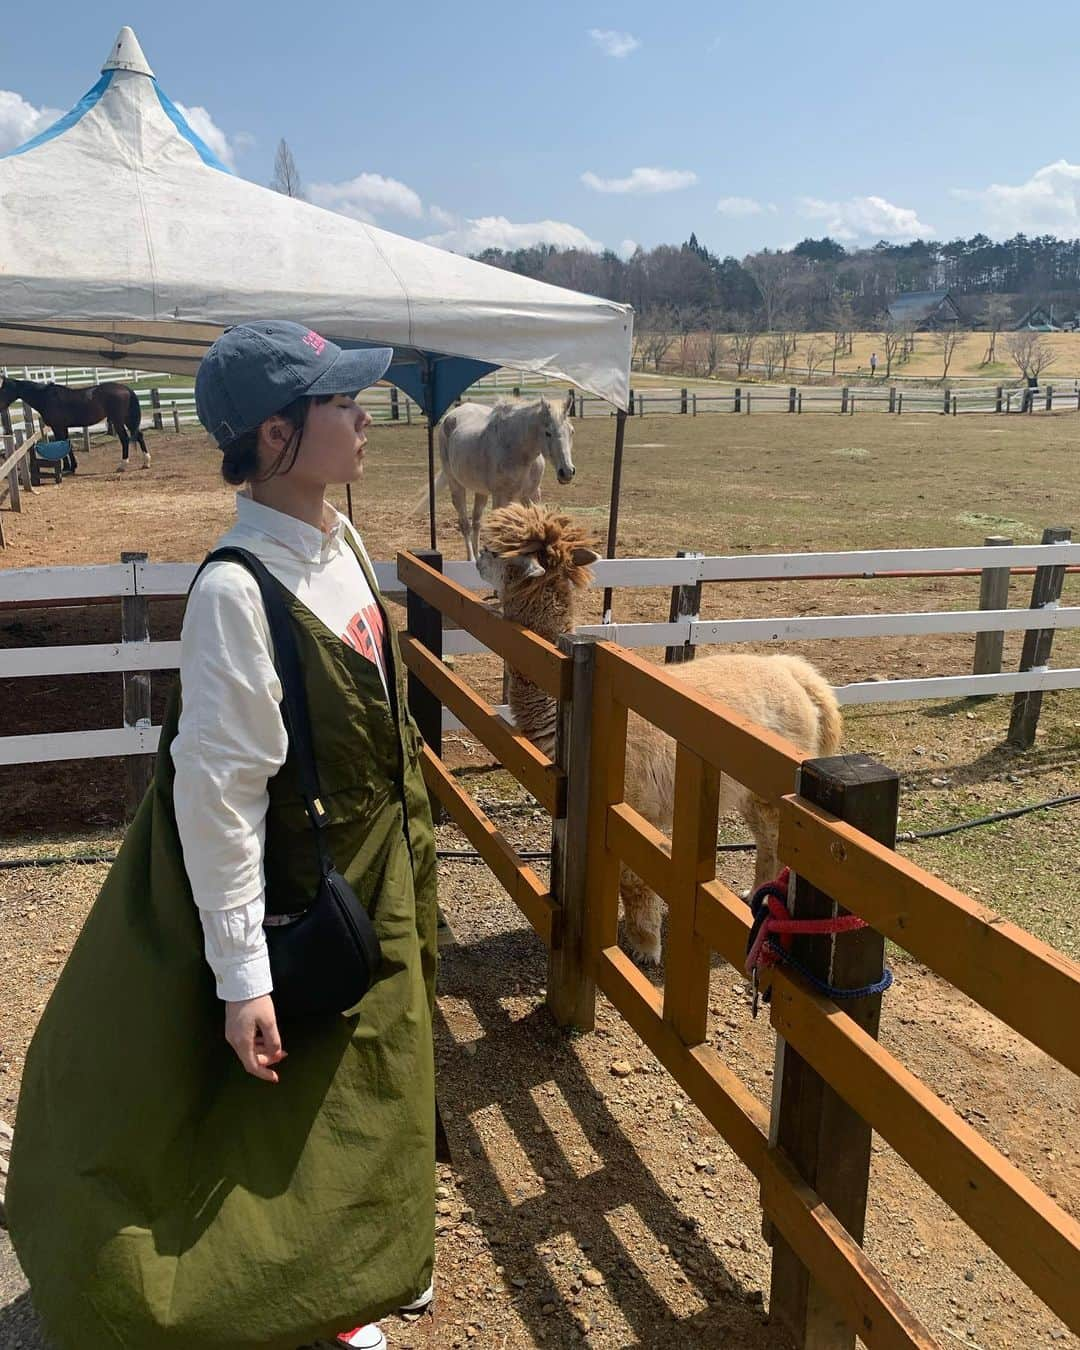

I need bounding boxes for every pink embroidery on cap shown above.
[302,330,327,355]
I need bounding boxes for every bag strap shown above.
[192,546,334,875]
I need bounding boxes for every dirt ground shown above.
[1,412,1078,1346]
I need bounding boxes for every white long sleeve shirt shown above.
[171,493,389,1002]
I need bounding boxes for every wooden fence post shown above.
[172,405,180,433]
[767,753,900,1350]
[1007,526,1072,749]
[150,388,163,431]
[972,534,1013,681]
[943,388,951,415]
[628,386,635,416]
[1045,384,1053,412]
[121,550,154,818]
[405,550,444,767]
[797,392,803,413]
[746,390,752,414]
[888,385,896,413]
[691,392,698,416]
[840,386,849,414]
[952,394,958,416]
[637,391,644,416]
[788,386,797,413]
[680,387,688,414]
[996,386,1004,413]
[547,633,598,1031]
[389,386,400,421]
[897,392,903,415]
[732,386,741,413]
[664,550,703,664]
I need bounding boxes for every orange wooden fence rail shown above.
[398,555,1080,1349]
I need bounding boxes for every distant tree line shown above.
[471,231,1080,335]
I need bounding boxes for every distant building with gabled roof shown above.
[886,290,963,330]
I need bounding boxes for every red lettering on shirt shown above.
[343,601,387,684]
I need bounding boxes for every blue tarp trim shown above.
[0,72,113,159]
[336,340,498,422]
[153,83,232,172]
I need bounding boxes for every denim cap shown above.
[195,320,395,449]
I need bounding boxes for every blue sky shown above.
[5,0,1080,258]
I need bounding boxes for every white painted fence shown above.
[1,542,1077,766]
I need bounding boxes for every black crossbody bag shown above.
[195,547,382,1018]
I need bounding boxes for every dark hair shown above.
[220,393,335,486]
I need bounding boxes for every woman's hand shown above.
[225,995,286,1083]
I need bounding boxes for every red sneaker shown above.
[336,1325,386,1349]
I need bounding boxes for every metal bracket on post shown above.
[547,634,598,1031]
[766,752,900,1350]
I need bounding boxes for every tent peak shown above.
[102,26,154,78]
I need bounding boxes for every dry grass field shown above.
[1,406,1078,1349]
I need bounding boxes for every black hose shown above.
[2,793,1077,872]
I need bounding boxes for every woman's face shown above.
[261,394,373,486]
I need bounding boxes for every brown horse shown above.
[0,376,150,475]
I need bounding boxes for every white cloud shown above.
[589,28,640,58]
[175,103,248,170]
[716,195,770,217]
[581,166,697,195]
[952,160,1080,237]
[308,172,424,223]
[424,215,602,254]
[618,238,639,258]
[428,203,456,227]
[0,89,62,153]
[797,193,932,242]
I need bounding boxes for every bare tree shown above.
[979,295,1013,365]
[761,335,785,380]
[775,310,802,373]
[270,139,304,198]
[878,315,905,379]
[1007,330,1057,384]
[744,252,795,332]
[703,327,727,377]
[934,325,964,381]
[827,298,856,374]
[729,319,759,378]
[803,335,827,382]
[639,308,676,372]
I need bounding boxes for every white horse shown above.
[428,397,576,560]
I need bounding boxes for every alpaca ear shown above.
[571,547,602,568]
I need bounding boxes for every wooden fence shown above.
[396,550,1080,1348]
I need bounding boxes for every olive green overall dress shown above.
[7,541,438,1350]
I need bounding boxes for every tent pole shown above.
[426,416,437,551]
[601,408,627,625]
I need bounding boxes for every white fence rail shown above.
[1,542,1077,766]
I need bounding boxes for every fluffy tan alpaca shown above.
[477,504,843,964]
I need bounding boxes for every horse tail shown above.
[410,470,447,517]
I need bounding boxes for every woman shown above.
[7,322,438,1350]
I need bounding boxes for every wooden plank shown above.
[0,562,133,603]
[0,640,180,678]
[585,658,628,960]
[1008,526,1072,748]
[692,606,1080,644]
[694,876,754,970]
[0,428,42,481]
[695,542,1077,580]
[972,534,1013,676]
[398,551,570,700]
[0,724,161,765]
[419,746,557,946]
[769,755,899,1350]
[405,549,443,760]
[595,948,936,1349]
[769,973,1080,1334]
[596,642,802,803]
[778,796,1080,1075]
[759,1148,941,1350]
[605,802,673,900]
[663,746,718,1046]
[547,635,598,1031]
[400,635,565,817]
[836,667,1080,704]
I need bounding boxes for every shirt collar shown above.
[234,492,346,564]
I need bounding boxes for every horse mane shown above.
[488,395,565,425]
[482,504,597,590]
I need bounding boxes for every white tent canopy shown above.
[0,27,632,409]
